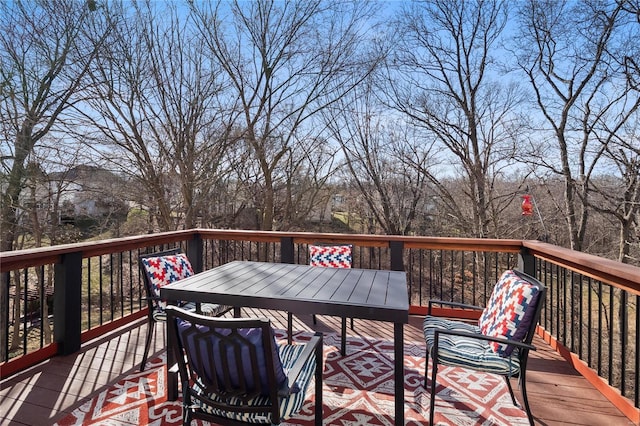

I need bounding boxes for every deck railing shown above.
[1,229,639,420]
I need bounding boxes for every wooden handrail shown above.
[0,230,196,270]
[1,228,638,295]
[0,229,523,269]
[523,240,640,296]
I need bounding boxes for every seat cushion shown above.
[197,302,231,316]
[152,301,228,322]
[177,319,288,396]
[192,343,316,423]
[478,270,541,356]
[423,316,521,376]
[309,244,352,268]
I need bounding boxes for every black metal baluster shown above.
[587,276,593,367]
[620,291,627,396]
[22,268,28,355]
[608,285,614,385]
[597,279,603,377]
[39,265,44,349]
[99,255,104,325]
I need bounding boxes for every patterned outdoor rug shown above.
[54,331,529,425]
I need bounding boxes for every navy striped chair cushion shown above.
[177,319,288,396]
[423,316,521,376]
[193,343,316,423]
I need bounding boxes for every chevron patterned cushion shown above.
[309,244,352,268]
[478,270,541,356]
[141,253,194,309]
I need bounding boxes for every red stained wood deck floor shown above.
[0,310,634,425]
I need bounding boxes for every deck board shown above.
[0,310,633,425]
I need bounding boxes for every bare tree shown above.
[589,119,640,264]
[276,133,340,231]
[76,1,235,231]
[0,0,107,251]
[323,76,436,236]
[386,0,523,238]
[190,0,380,231]
[514,0,638,250]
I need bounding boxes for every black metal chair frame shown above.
[138,247,231,371]
[166,305,323,426]
[424,270,546,426]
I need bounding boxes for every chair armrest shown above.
[433,328,537,352]
[428,299,484,315]
[283,332,323,391]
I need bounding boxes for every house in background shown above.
[18,164,129,232]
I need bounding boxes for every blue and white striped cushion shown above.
[423,316,520,376]
[197,302,231,317]
[192,342,316,423]
[152,302,228,322]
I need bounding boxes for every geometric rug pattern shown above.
[54,331,529,426]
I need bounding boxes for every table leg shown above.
[341,316,347,356]
[394,322,404,425]
[166,319,178,401]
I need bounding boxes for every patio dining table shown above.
[160,260,409,425]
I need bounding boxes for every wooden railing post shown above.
[187,233,204,273]
[280,237,294,264]
[54,251,82,355]
[518,247,536,277]
[390,241,404,271]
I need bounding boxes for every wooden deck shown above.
[0,310,634,425]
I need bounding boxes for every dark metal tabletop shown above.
[161,260,409,324]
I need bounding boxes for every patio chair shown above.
[287,244,353,355]
[423,269,546,426]
[165,305,324,426]
[139,248,231,371]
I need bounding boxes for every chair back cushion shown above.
[141,252,194,309]
[176,317,288,397]
[192,342,314,423]
[309,244,352,268]
[478,270,542,356]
